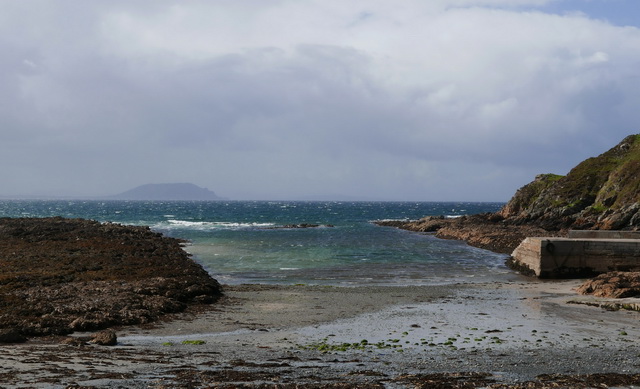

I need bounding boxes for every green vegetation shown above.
[300,338,402,352]
[299,331,511,354]
[181,340,206,345]
[547,135,640,211]
[502,173,564,216]
[589,203,608,214]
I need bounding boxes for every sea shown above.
[0,200,513,286]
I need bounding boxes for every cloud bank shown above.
[1,0,639,200]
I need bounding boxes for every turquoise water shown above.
[0,200,511,285]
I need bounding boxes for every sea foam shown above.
[164,220,275,230]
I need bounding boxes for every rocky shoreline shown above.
[0,217,223,342]
[375,213,565,254]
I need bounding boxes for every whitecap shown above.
[371,218,412,223]
[163,220,275,230]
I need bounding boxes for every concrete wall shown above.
[568,230,640,239]
[510,237,640,278]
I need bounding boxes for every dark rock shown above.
[62,336,89,346]
[266,223,335,229]
[0,328,27,343]
[375,216,446,234]
[284,223,319,228]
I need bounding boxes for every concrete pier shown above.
[510,231,640,278]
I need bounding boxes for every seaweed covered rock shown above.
[376,214,560,254]
[90,330,118,346]
[0,217,223,340]
[577,272,640,298]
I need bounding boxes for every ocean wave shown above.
[159,220,276,230]
[370,218,412,223]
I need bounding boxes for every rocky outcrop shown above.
[90,330,118,346]
[266,223,335,229]
[577,272,640,298]
[0,217,223,341]
[497,173,563,220]
[376,214,563,254]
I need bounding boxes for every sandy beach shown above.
[2,279,640,388]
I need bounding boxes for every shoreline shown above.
[3,280,640,388]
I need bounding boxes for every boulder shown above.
[577,272,640,298]
[90,330,117,346]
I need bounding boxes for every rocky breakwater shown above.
[0,217,223,343]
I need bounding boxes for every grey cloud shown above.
[1,1,640,200]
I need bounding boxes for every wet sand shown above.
[2,280,640,388]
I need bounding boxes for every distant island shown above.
[111,183,223,201]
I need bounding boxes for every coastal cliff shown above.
[377,134,640,254]
[0,217,222,342]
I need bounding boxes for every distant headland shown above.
[110,183,224,201]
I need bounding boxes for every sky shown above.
[1,0,640,201]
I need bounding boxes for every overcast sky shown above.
[2,0,639,201]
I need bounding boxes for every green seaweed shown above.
[299,338,407,353]
[181,340,206,345]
